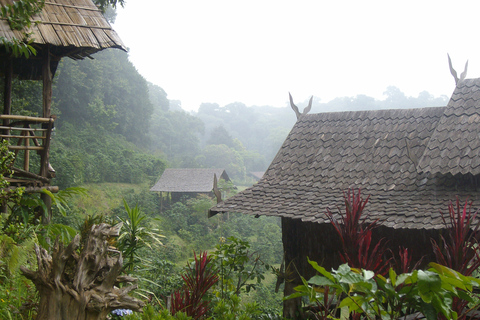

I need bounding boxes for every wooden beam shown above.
[43,46,53,119]
[8,145,44,151]
[12,167,51,183]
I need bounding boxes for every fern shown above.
[0,234,34,276]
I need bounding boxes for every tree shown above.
[207,125,235,148]
[198,144,245,179]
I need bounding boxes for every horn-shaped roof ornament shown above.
[448,53,468,85]
[289,93,313,120]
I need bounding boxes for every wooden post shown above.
[23,128,30,171]
[41,47,53,224]
[3,57,12,130]
[160,191,163,213]
[1,58,13,213]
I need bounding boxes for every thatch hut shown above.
[1,0,126,220]
[150,168,233,205]
[210,75,480,317]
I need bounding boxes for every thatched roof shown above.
[0,0,126,56]
[0,0,126,78]
[150,168,230,193]
[210,78,480,230]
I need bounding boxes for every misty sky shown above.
[113,1,480,111]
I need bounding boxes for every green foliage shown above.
[0,36,37,58]
[211,237,268,298]
[54,49,154,145]
[0,213,38,320]
[148,104,204,164]
[118,199,165,273]
[212,294,263,320]
[50,123,166,188]
[0,0,44,31]
[94,0,125,12]
[0,0,44,58]
[0,140,24,206]
[287,260,480,320]
[124,305,193,320]
[197,144,245,179]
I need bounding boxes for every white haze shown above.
[113,0,480,111]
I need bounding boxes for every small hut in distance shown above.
[150,168,234,206]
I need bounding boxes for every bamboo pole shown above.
[24,130,29,171]
[0,115,53,123]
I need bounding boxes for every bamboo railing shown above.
[0,115,55,191]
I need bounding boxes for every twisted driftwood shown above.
[21,223,144,320]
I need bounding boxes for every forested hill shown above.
[48,49,294,187]
[3,48,449,189]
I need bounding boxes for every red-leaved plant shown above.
[431,197,480,276]
[431,197,480,320]
[170,251,219,319]
[326,189,391,274]
[395,247,422,274]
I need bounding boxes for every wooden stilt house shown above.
[1,0,126,221]
[210,68,480,317]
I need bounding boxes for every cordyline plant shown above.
[170,252,219,319]
[431,197,480,320]
[431,197,480,276]
[325,189,391,274]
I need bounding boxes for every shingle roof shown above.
[210,80,480,229]
[0,0,126,59]
[150,168,229,193]
[418,78,480,176]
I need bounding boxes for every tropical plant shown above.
[0,140,24,206]
[210,236,267,298]
[325,189,390,274]
[286,259,480,320]
[431,197,480,319]
[431,197,480,276]
[117,199,165,273]
[170,252,219,319]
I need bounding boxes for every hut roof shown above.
[0,0,126,58]
[150,168,230,193]
[417,79,480,175]
[210,78,480,230]
[0,0,126,79]
[248,171,265,181]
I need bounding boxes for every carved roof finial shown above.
[289,93,313,120]
[448,53,468,85]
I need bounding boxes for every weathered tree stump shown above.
[21,223,144,320]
